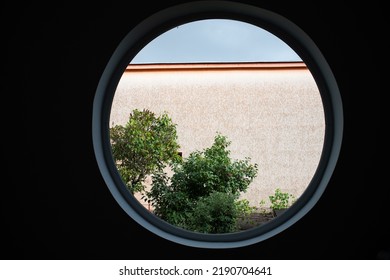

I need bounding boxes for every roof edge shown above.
[125,61,307,72]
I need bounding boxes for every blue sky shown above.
[131,19,302,64]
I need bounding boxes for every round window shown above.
[92,1,343,248]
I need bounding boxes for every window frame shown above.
[92,0,343,248]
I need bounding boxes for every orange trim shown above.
[125,62,307,72]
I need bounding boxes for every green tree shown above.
[146,133,258,233]
[110,109,181,194]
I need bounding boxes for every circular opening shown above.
[111,19,324,232]
[92,1,343,248]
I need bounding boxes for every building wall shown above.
[110,62,325,208]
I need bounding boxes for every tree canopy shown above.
[110,109,181,193]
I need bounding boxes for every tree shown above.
[110,109,181,194]
[146,133,258,232]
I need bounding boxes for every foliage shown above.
[234,198,258,230]
[235,198,257,217]
[170,133,258,199]
[257,199,272,215]
[110,109,181,193]
[187,192,239,233]
[144,170,192,227]
[269,188,296,210]
[146,133,259,233]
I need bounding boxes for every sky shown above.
[131,19,302,64]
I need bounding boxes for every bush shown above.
[145,171,193,228]
[187,192,239,234]
[235,198,257,217]
[269,188,296,210]
[169,133,258,200]
[146,133,259,233]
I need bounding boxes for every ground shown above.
[236,210,275,231]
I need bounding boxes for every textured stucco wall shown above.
[110,63,325,208]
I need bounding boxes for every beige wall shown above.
[110,62,325,208]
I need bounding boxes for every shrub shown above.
[169,133,258,200]
[269,188,296,210]
[146,133,259,233]
[145,170,193,228]
[187,192,239,234]
[235,198,257,217]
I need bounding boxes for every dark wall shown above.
[2,1,387,259]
